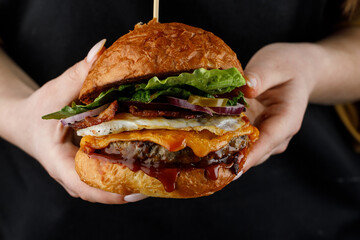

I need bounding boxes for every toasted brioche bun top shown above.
[79,19,244,104]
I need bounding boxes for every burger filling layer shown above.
[80,119,259,192]
[83,135,249,192]
[43,67,259,193]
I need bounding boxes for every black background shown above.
[0,0,359,239]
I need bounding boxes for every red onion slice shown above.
[209,104,245,115]
[166,97,213,116]
[60,104,109,126]
[166,97,245,116]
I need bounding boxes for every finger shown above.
[73,182,128,204]
[243,114,286,172]
[85,39,107,64]
[64,163,128,204]
[248,136,291,170]
[243,86,305,172]
[58,150,147,203]
[55,130,148,203]
[232,170,243,181]
[41,39,106,107]
[238,75,257,98]
[243,109,301,172]
[55,143,129,204]
[272,137,291,155]
[244,44,291,99]
[124,193,148,203]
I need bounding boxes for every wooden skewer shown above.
[153,0,159,21]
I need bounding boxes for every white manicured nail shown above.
[124,193,148,202]
[86,39,106,63]
[246,77,257,89]
[233,170,243,181]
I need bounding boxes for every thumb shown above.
[243,44,290,99]
[44,39,106,106]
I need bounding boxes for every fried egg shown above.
[77,113,246,136]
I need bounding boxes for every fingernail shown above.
[124,193,148,202]
[86,39,106,63]
[246,76,257,89]
[233,170,243,181]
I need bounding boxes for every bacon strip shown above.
[69,100,207,130]
[69,101,118,130]
[128,105,204,119]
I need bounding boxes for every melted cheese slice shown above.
[81,121,259,157]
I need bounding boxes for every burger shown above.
[43,19,259,198]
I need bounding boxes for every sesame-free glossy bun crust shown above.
[75,149,236,198]
[79,19,243,104]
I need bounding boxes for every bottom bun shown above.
[75,149,236,198]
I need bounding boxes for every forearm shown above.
[310,26,360,103]
[0,48,38,144]
[0,48,38,97]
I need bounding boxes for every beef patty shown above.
[92,135,249,174]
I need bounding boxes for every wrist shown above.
[294,43,325,103]
[310,27,360,103]
[0,95,40,158]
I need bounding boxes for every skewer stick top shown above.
[153,0,159,22]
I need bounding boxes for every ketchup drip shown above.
[205,164,221,180]
[142,167,179,192]
[87,142,247,192]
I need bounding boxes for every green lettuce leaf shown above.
[227,91,248,107]
[150,87,193,100]
[42,68,246,119]
[142,67,245,95]
[42,84,132,119]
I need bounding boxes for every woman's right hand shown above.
[2,40,147,204]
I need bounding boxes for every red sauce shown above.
[88,145,247,192]
[143,167,179,192]
[89,152,181,192]
[205,164,223,180]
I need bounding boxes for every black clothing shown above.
[0,1,359,239]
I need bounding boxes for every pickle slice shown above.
[188,95,228,107]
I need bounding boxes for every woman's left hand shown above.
[240,42,321,172]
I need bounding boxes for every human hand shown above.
[240,43,321,172]
[15,39,147,204]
